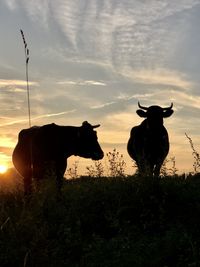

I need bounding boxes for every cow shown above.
[12,121,104,194]
[127,102,174,177]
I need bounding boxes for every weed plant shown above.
[66,161,79,179]
[185,133,200,174]
[86,160,104,178]
[67,148,126,178]
[106,148,126,177]
[160,157,178,177]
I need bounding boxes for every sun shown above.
[0,165,8,174]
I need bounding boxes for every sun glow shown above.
[0,165,8,174]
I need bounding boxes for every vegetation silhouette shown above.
[0,139,200,266]
[1,173,200,266]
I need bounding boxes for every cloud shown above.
[5,0,50,28]
[48,0,200,69]
[171,92,200,111]
[0,146,13,155]
[0,79,38,88]
[58,80,107,86]
[5,0,200,66]
[4,0,200,74]
[116,93,154,101]
[0,135,16,148]
[148,89,200,109]
[121,68,193,90]
[91,101,116,109]
[0,152,11,163]
[4,0,16,10]
[0,109,76,127]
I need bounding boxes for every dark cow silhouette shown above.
[127,102,174,176]
[12,121,104,194]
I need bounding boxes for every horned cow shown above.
[12,121,104,194]
[127,102,174,176]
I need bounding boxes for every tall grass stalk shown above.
[20,30,34,178]
[20,29,31,127]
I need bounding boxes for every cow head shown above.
[136,102,174,129]
[76,121,104,160]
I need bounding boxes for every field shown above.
[0,138,200,267]
[1,170,200,267]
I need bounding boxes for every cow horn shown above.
[162,103,173,110]
[138,102,148,110]
[92,124,100,129]
[82,121,100,129]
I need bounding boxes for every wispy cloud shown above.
[5,0,200,71]
[116,93,153,101]
[143,89,200,110]
[5,0,17,10]
[0,109,76,127]
[0,79,38,88]
[0,136,16,148]
[122,68,193,90]
[91,101,116,109]
[58,80,106,86]
[165,90,200,109]
[49,0,200,68]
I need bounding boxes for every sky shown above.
[0,0,200,175]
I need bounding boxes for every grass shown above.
[0,138,200,267]
[1,174,200,267]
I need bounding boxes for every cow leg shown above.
[137,162,149,176]
[154,163,162,177]
[23,171,32,195]
[144,165,153,177]
[135,160,143,176]
[55,159,67,192]
[138,158,153,177]
[24,177,31,195]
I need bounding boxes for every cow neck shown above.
[71,126,83,156]
[58,126,80,157]
[142,120,165,135]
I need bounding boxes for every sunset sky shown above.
[0,0,200,175]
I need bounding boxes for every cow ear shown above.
[136,110,147,118]
[163,110,174,118]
